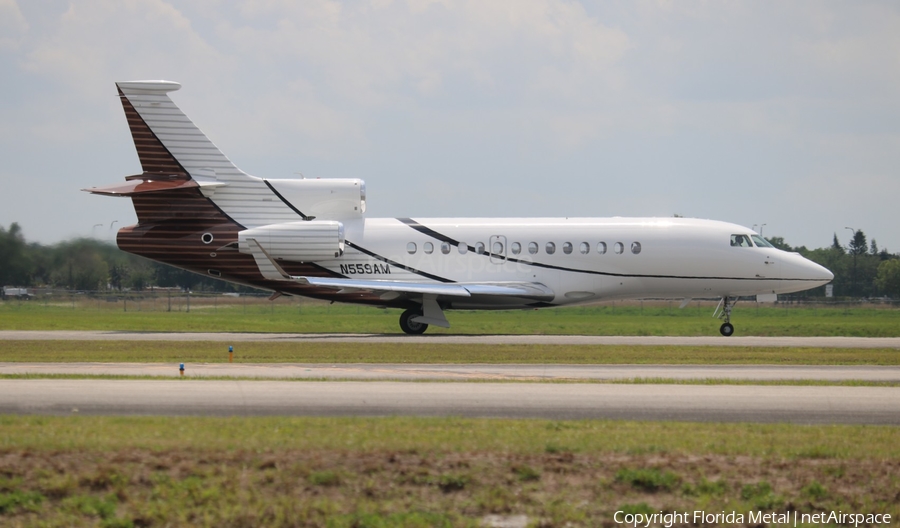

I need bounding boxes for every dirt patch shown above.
[1,448,897,526]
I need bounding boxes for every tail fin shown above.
[116,81,246,180]
[116,81,300,227]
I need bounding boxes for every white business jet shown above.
[86,81,834,335]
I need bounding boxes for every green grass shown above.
[1,415,897,460]
[2,340,898,364]
[0,416,898,526]
[3,300,900,336]
[3,300,898,524]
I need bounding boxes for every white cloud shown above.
[3,1,900,249]
[22,0,228,96]
[205,0,631,157]
[0,0,28,51]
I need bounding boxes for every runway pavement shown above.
[3,331,898,423]
[3,362,900,381]
[3,331,900,348]
[1,379,897,424]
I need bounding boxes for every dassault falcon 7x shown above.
[86,81,833,336]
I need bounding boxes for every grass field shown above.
[1,416,898,527]
[1,340,899,365]
[3,300,899,526]
[3,299,900,336]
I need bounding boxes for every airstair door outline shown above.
[489,235,507,264]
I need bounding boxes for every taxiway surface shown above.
[2,379,897,424]
[3,363,899,381]
[3,331,900,348]
[4,331,898,424]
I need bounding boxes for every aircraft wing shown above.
[297,276,555,301]
[245,238,555,302]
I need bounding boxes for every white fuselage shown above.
[315,216,832,308]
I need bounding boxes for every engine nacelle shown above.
[264,178,365,220]
[237,221,345,261]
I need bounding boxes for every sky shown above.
[1,0,899,252]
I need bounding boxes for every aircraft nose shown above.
[803,257,833,283]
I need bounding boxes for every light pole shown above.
[92,223,103,237]
[759,224,766,237]
[845,227,858,297]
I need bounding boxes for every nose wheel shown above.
[719,322,735,337]
[715,296,738,337]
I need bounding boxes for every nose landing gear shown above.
[716,296,737,337]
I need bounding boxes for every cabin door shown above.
[489,235,507,264]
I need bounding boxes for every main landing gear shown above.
[716,296,737,337]
[399,308,428,335]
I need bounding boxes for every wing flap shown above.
[298,276,473,297]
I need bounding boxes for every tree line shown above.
[2,221,900,298]
[0,223,253,293]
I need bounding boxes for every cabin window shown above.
[423,242,434,254]
[579,242,590,254]
[458,242,468,254]
[614,242,624,254]
[731,234,753,248]
[546,242,556,255]
[441,241,451,254]
[751,235,774,248]
[597,242,607,255]
[475,242,485,254]
[407,242,417,254]
[563,242,573,254]
[631,242,642,254]
[511,242,522,255]
[492,241,503,254]
[528,242,539,255]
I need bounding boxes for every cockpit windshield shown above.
[751,235,774,248]
[730,234,753,247]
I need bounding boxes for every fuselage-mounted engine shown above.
[264,178,366,219]
[237,220,345,261]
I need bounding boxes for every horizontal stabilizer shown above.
[82,172,229,197]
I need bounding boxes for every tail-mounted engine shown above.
[237,221,345,261]
[264,178,365,220]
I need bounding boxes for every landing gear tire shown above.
[399,308,428,335]
[716,296,737,337]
